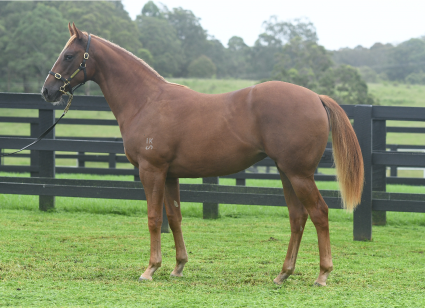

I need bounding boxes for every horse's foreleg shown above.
[164,178,188,277]
[290,176,333,286]
[274,171,309,285]
[138,166,167,282]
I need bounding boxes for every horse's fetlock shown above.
[284,267,295,275]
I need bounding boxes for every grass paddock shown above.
[1,174,425,307]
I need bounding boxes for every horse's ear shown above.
[68,23,74,37]
[72,23,84,40]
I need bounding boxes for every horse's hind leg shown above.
[164,178,188,277]
[288,175,333,286]
[274,171,309,285]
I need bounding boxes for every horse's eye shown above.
[64,55,73,61]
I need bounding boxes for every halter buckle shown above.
[54,73,62,80]
[59,81,70,95]
[84,52,89,60]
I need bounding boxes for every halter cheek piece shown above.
[0,34,92,157]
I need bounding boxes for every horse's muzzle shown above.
[41,86,62,104]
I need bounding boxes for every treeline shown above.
[3,1,421,105]
[333,38,425,85]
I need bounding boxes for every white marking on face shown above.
[174,200,179,207]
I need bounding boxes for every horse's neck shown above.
[92,38,165,127]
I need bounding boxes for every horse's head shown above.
[42,23,93,104]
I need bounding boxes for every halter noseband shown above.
[49,34,92,97]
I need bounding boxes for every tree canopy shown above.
[0,0,420,96]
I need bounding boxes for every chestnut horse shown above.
[42,24,364,286]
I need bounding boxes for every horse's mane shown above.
[65,32,187,88]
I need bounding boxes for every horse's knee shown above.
[148,215,162,232]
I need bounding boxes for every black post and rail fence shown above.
[1,93,425,241]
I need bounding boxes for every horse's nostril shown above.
[42,87,48,97]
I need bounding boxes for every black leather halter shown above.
[0,34,92,157]
[49,34,92,96]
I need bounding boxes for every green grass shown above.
[368,83,425,108]
[368,83,425,145]
[168,78,256,94]
[0,193,424,307]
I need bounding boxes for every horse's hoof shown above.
[138,275,152,282]
[170,271,183,278]
[313,281,325,287]
[273,278,284,285]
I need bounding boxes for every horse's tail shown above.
[319,95,364,211]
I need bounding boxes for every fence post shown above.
[203,176,219,219]
[236,170,246,186]
[134,166,140,182]
[78,151,85,167]
[389,145,398,176]
[30,123,39,177]
[372,120,386,225]
[38,109,55,211]
[353,105,372,241]
[108,153,116,169]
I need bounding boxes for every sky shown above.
[121,0,425,50]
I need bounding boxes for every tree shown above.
[271,37,332,90]
[385,38,425,81]
[204,38,228,78]
[405,71,425,85]
[261,16,318,45]
[332,43,393,79]
[48,1,143,55]
[187,55,216,78]
[331,65,376,105]
[0,1,36,91]
[270,37,375,105]
[246,17,318,80]
[136,15,184,77]
[142,1,164,18]
[5,3,68,92]
[224,36,250,78]
[166,7,208,75]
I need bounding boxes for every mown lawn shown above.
[0,193,424,307]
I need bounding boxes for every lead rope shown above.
[0,96,73,157]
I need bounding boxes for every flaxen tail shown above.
[319,95,364,211]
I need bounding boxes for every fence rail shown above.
[1,92,425,240]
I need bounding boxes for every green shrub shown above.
[187,55,217,78]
